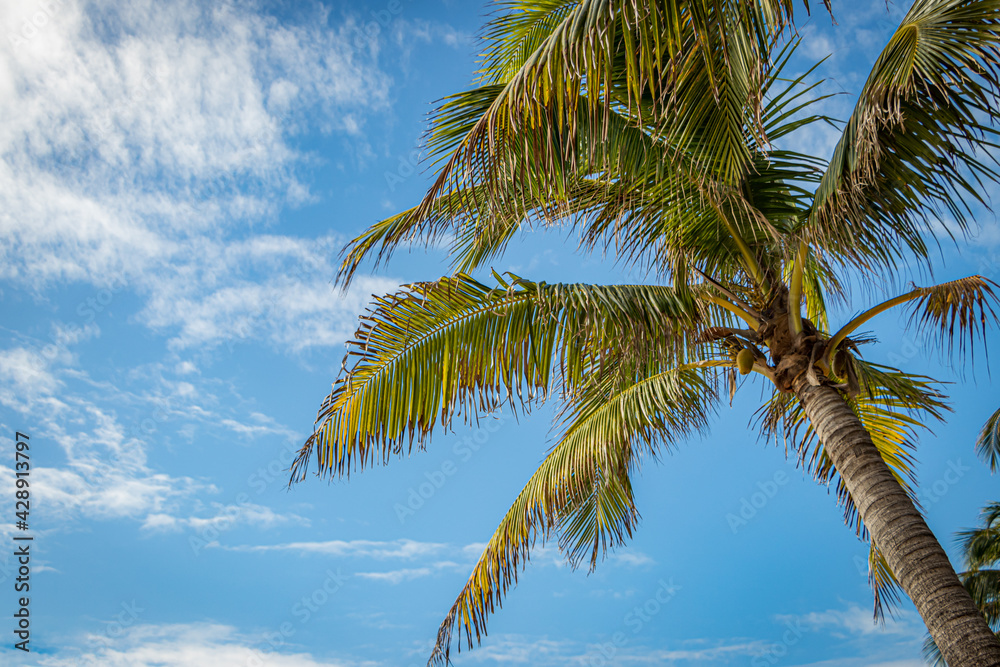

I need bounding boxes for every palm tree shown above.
[290,1,1000,664]
[926,497,1000,664]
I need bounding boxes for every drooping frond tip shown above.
[977,407,1000,472]
[905,275,1000,367]
[806,0,1000,274]
[427,365,715,665]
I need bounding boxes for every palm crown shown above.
[291,1,1000,664]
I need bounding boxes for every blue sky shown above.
[0,1,998,665]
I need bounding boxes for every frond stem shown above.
[825,290,922,368]
[788,241,807,337]
[695,269,763,320]
[702,295,761,331]
[709,199,768,292]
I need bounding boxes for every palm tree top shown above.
[293,1,1000,664]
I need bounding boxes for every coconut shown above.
[736,348,754,375]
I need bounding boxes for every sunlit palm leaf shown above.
[429,365,713,665]
[868,541,904,622]
[905,275,1000,365]
[478,1,579,86]
[291,274,703,480]
[338,34,835,289]
[824,275,1000,370]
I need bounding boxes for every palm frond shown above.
[923,633,946,666]
[868,540,904,622]
[926,501,1000,660]
[806,0,1000,273]
[291,274,703,481]
[959,502,1000,571]
[905,275,1000,366]
[478,1,579,86]
[825,275,1000,369]
[977,407,1000,472]
[338,32,835,289]
[428,365,713,665]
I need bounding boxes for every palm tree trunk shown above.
[794,378,1000,666]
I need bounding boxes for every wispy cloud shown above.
[0,331,307,531]
[355,567,434,584]
[141,502,307,533]
[31,622,371,667]
[777,604,923,638]
[0,340,211,524]
[223,538,451,560]
[0,0,398,354]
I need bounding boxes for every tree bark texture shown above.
[794,378,1000,666]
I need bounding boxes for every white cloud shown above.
[778,604,922,638]
[0,337,210,525]
[789,660,924,667]
[0,333,311,532]
[610,551,655,567]
[0,346,62,398]
[142,501,307,533]
[135,233,399,352]
[224,538,450,560]
[458,635,577,664]
[32,622,369,667]
[356,567,433,584]
[0,0,397,354]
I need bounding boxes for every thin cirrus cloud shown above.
[0,0,397,354]
[217,539,659,586]
[0,332,306,534]
[221,538,451,560]
[34,623,364,667]
[0,340,209,524]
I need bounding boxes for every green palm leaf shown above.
[924,501,1000,664]
[291,274,703,480]
[429,365,713,665]
[978,407,1000,472]
[825,275,1000,370]
[338,40,834,289]
[806,0,1000,272]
